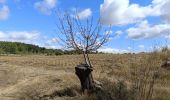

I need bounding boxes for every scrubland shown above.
[0,53,170,100]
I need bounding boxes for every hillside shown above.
[0,41,80,55]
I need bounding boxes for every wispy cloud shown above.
[0,5,9,20]
[138,45,145,49]
[34,0,57,15]
[98,47,129,54]
[127,20,170,39]
[0,31,41,44]
[44,38,60,49]
[77,8,92,20]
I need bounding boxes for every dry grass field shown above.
[0,53,170,100]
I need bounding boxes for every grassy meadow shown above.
[0,53,170,100]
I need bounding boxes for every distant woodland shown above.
[0,41,82,55]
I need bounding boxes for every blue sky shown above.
[0,0,170,53]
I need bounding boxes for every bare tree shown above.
[56,11,112,92]
[57,12,111,67]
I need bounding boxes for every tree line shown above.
[0,41,82,55]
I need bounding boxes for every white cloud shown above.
[127,20,170,39]
[100,0,170,40]
[45,38,58,44]
[98,47,129,54]
[0,31,61,48]
[0,5,9,20]
[164,33,170,39]
[34,0,57,15]
[138,45,145,49]
[77,8,92,20]
[160,0,170,23]
[100,0,156,25]
[44,38,60,49]
[0,31,40,44]
[128,47,132,50]
[50,38,58,43]
[99,0,170,26]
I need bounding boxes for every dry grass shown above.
[0,53,170,100]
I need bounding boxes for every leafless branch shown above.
[56,11,112,67]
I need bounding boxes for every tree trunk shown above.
[75,64,94,93]
[86,52,92,68]
[82,51,88,65]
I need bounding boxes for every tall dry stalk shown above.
[130,52,161,100]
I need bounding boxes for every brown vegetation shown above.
[0,53,170,100]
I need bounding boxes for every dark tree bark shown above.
[75,64,94,92]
